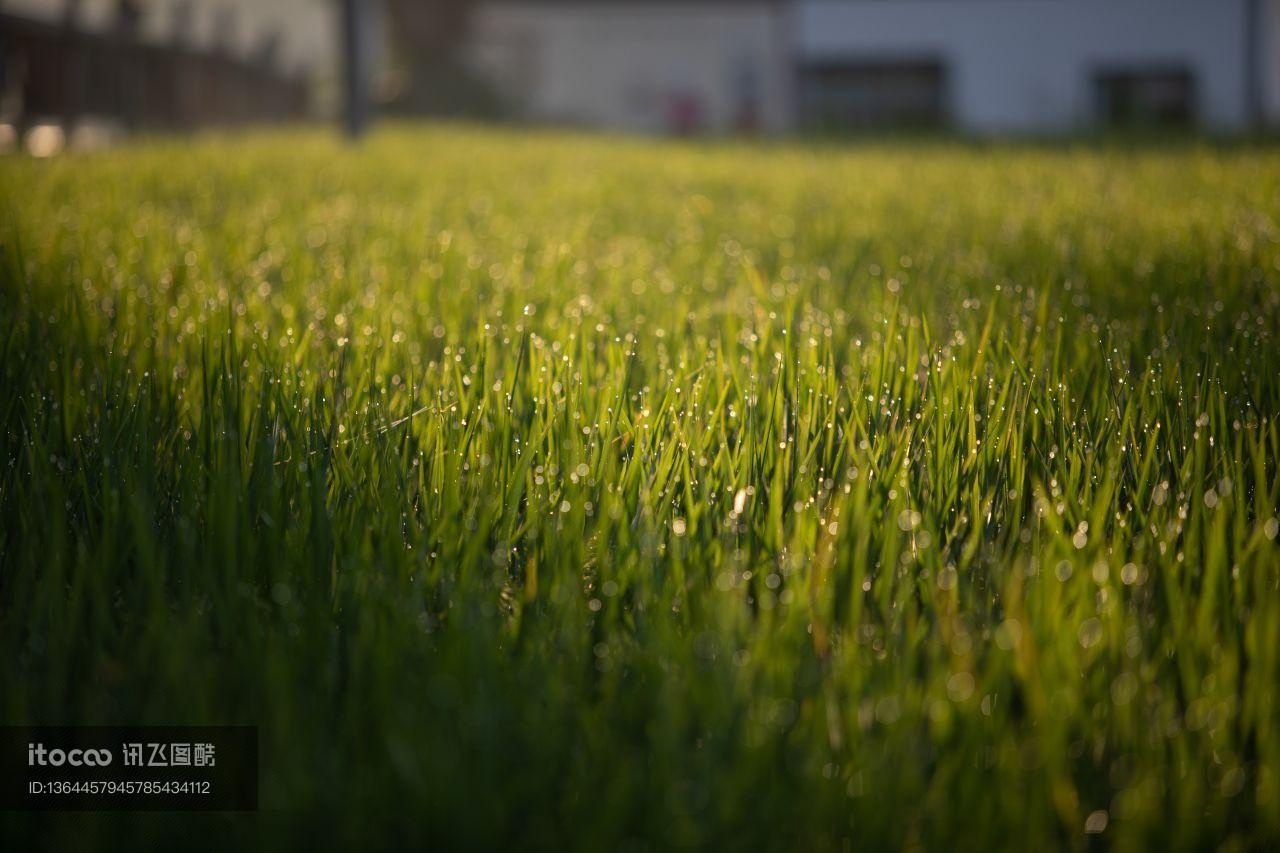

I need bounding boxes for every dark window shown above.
[799,60,947,130]
[1095,68,1195,127]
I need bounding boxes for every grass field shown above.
[2,125,1279,850]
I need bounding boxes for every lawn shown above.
[1,125,1278,850]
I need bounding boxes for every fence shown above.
[1,12,308,132]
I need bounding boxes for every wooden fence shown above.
[1,12,308,131]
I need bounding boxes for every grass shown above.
[1,125,1278,850]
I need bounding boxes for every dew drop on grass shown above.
[994,620,1022,650]
[271,583,292,606]
[1078,618,1103,649]
[1111,672,1138,705]
[946,672,975,702]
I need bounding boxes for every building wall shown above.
[798,0,1254,132]
[468,1,792,134]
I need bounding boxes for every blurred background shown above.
[2,0,1280,153]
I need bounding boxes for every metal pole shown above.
[1244,0,1262,130]
[340,0,370,138]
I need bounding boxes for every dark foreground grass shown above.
[1,126,1279,850]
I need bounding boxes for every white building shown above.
[466,0,1280,134]
[468,1,793,134]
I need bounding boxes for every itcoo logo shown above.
[27,743,113,766]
